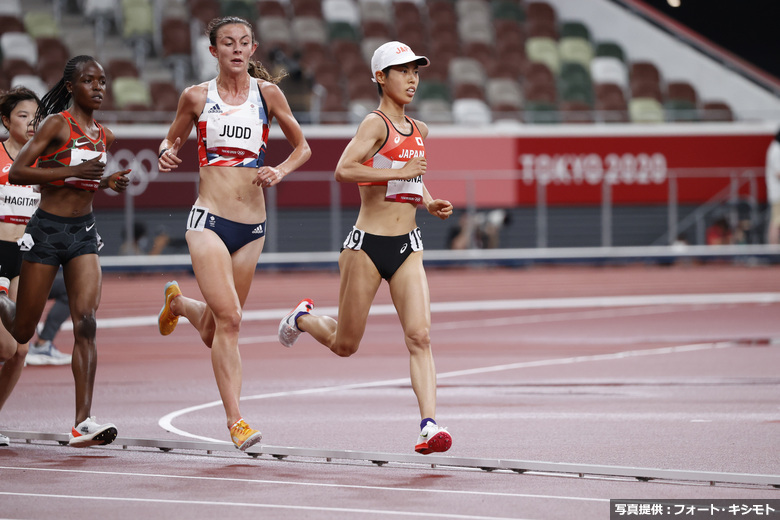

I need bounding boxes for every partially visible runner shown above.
[0,86,41,447]
[278,41,454,454]
[157,17,310,451]
[0,56,130,447]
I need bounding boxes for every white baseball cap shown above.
[370,41,430,82]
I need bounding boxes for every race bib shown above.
[187,205,209,231]
[0,184,40,223]
[205,115,262,159]
[342,226,364,250]
[63,149,106,191]
[386,175,423,204]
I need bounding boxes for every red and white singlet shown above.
[359,110,425,204]
[196,78,269,168]
[0,143,39,224]
[36,111,107,192]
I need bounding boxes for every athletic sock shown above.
[420,418,436,430]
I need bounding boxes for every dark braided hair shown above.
[206,17,287,84]
[33,55,97,129]
[0,86,41,131]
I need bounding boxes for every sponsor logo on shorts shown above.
[400,243,408,253]
[252,224,263,234]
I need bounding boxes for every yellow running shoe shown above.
[158,281,182,336]
[230,418,262,451]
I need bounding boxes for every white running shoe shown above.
[415,422,453,454]
[0,277,9,295]
[278,298,313,348]
[69,417,117,448]
[25,341,72,366]
[0,433,9,446]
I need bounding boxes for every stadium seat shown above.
[453,83,485,101]
[0,16,24,38]
[121,0,154,39]
[149,80,180,112]
[415,80,450,102]
[348,98,375,124]
[194,35,217,82]
[448,57,485,88]
[11,74,48,98]
[595,41,626,62]
[417,99,453,124]
[559,62,593,104]
[701,101,733,121]
[664,99,698,122]
[317,90,349,124]
[524,62,556,91]
[0,0,22,16]
[161,17,193,90]
[291,16,326,46]
[523,100,559,124]
[558,37,593,69]
[190,0,221,26]
[525,1,556,24]
[36,37,70,77]
[491,0,525,22]
[630,61,661,88]
[322,0,360,25]
[560,100,594,123]
[257,0,287,18]
[631,79,664,103]
[628,97,665,123]
[1,32,38,66]
[485,78,523,110]
[455,0,491,21]
[257,16,293,56]
[361,19,392,40]
[361,37,387,65]
[452,98,492,125]
[666,81,698,104]
[23,11,60,38]
[111,76,153,109]
[220,0,258,20]
[526,36,559,74]
[359,0,392,23]
[291,0,323,18]
[107,58,140,79]
[590,57,628,89]
[393,2,422,28]
[595,82,628,123]
[458,17,494,45]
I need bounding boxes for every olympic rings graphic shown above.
[104,148,160,197]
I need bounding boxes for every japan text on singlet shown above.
[359,110,425,204]
[36,111,107,192]
[0,144,39,224]
[196,79,269,168]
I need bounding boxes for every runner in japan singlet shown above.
[196,79,270,168]
[36,111,106,192]
[359,110,425,204]
[0,144,39,224]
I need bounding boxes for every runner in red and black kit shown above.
[0,56,130,448]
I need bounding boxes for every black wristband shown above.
[158,148,169,159]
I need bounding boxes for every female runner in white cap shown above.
[279,41,454,454]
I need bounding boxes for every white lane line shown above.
[0,466,606,503]
[158,342,734,443]
[0,492,532,519]
[80,292,780,331]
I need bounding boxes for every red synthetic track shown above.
[1,264,779,519]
